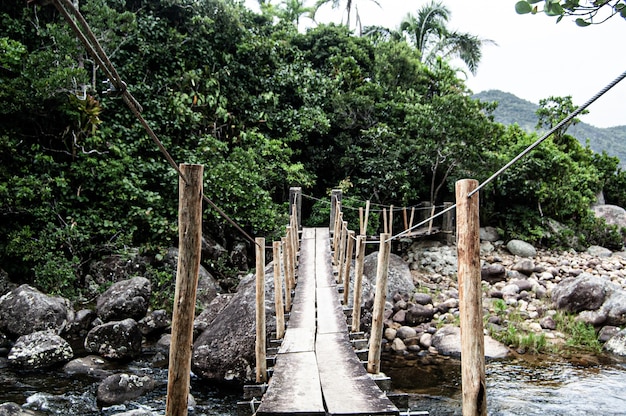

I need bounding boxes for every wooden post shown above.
[343,230,355,305]
[409,207,415,231]
[351,235,366,332]
[367,233,391,375]
[285,226,296,298]
[333,212,343,266]
[382,208,388,234]
[289,187,302,230]
[388,205,394,236]
[427,204,436,234]
[442,201,455,243]
[337,221,347,284]
[255,237,267,384]
[273,241,285,339]
[363,200,370,236]
[402,207,408,231]
[330,189,342,232]
[282,236,292,312]
[166,164,203,416]
[456,179,487,416]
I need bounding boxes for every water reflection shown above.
[385,356,626,416]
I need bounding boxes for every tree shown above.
[515,0,626,26]
[312,0,381,33]
[535,95,588,143]
[400,0,495,75]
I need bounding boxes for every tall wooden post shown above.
[343,230,355,305]
[337,221,347,284]
[362,200,370,236]
[330,189,342,233]
[456,179,486,416]
[255,237,267,383]
[289,187,302,230]
[282,236,292,312]
[367,233,391,374]
[351,235,366,332]
[166,164,203,416]
[273,241,285,339]
[442,201,455,244]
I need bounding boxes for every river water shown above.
[385,355,626,416]
[2,355,626,415]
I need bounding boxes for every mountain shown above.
[473,90,626,167]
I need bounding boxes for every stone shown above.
[63,355,116,379]
[96,277,151,322]
[592,204,626,230]
[360,252,415,303]
[599,326,620,343]
[0,402,41,416]
[384,328,397,341]
[551,273,613,313]
[396,326,417,340]
[61,308,96,355]
[604,328,626,356]
[137,309,170,337]
[601,290,626,326]
[391,337,407,352]
[506,240,537,258]
[431,326,508,358]
[511,259,536,276]
[405,304,435,325]
[0,284,72,337]
[419,332,432,349]
[480,226,500,242]
[481,264,506,283]
[96,373,156,406]
[84,318,142,360]
[539,316,556,330]
[8,330,73,369]
[587,245,613,258]
[392,309,407,324]
[413,293,432,306]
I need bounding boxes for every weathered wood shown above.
[330,189,342,233]
[456,179,487,416]
[367,233,391,375]
[289,187,302,230]
[317,333,398,416]
[281,236,292,312]
[317,285,348,334]
[351,235,366,333]
[255,237,267,384]
[337,221,347,284]
[342,230,355,305]
[363,200,370,236]
[255,351,325,416]
[388,205,394,235]
[273,241,285,340]
[166,164,203,416]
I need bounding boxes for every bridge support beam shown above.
[456,179,487,416]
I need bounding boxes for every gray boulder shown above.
[481,263,506,283]
[63,355,116,379]
[192,264,277,384]
[506,240,537,258]
[479,226,500,242]
[551,273,613,313]
[604,328,626,356]
[405,304,435,325]
[96,277,151,322]
[600,290,626,326]
[164,247,219,308]
[0,284,72,337]
[0,402,40,416]
[96,373,156,406]
[586,245,613,258]
[431,325,509,359]
[361,252,415,303]
[84,318,142,360]
[61,309,96,355]
[137,309,170,337]
[8,330,73,369]
[592,204,626,229]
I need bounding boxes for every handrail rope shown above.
[469,68,626,198]
[302,193,440,212]
[50,0,261,247]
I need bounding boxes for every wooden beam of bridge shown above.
[255,227,399,416]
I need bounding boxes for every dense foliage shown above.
[1,0,625,300]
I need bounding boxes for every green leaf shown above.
[515,1,533,14]
[575,18,591,26]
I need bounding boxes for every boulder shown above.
[164,248,219,307]
[586,245,613,258]
[0,284,72,337]
[192,264,277,384]
[96,277,151,322]
[431,326,509,358]
[8,330,73,369]
[480,226,500,242]
[63,355,116,379]
[592,204,626,229]
[360,252,415,303]
[0,402,40,416]
[481,264,506,283]
[137,309,170,337]
[84,318,142,360]
[61,309,96,355]
[604,328,626,356]
[506,240,537,258]
[96,373,156,406]
[405,304,435,325]
[600,290,626,326]
[551,273,613,313]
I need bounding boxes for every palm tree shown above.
[312,0,381,33]
[400,0,495,75]
[278,0,315,26]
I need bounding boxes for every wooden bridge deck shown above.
[255,227,399,416]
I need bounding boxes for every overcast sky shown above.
[246,0,626,128]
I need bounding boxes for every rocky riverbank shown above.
[2,229,626,414]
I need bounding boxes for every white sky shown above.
[245,0,626,128]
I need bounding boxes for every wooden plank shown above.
[316,333,399,416]
[255,351,325,416]
[278,327,315,354]
[316,285,348,335]
[314,228,335,288]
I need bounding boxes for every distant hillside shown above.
[473,90,626,167]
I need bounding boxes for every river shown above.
[2,355,626,415]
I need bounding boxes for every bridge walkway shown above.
[255,227,399,416]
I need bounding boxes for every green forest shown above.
[2,0,626,301]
